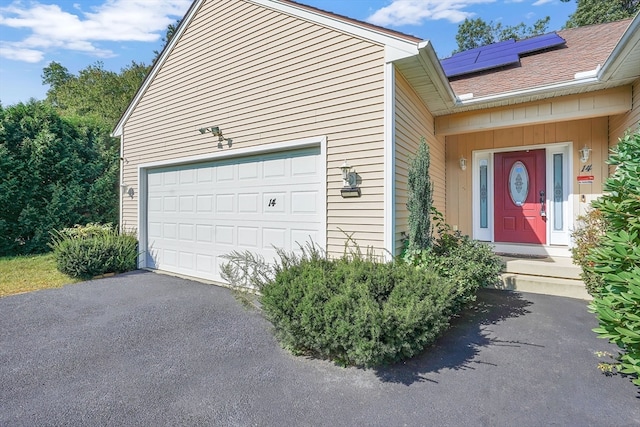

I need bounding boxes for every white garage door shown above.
[145,147,324,282]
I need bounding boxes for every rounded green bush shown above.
[50,224,138,279]
[404,230,504,311]
[261,257,454,367]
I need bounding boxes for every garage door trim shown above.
[137,136,327,272]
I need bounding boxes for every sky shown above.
[0,0,577,106]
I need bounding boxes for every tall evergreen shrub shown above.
[0,101,118,255]
[407,137,434,250]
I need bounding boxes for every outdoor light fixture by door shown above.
[339,160,361,198]
[459,156,467,171]
[579,145,591,163]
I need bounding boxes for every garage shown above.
[143,146,325,283]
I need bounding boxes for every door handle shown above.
[539,190,546,217]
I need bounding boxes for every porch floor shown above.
[492,255,591,300]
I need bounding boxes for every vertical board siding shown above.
[610,77,640,146]
[445,117,609,235]
[121,0,387,254]
[394,70,446,254]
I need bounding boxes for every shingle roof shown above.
[448,18,634,98]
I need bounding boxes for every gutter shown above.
[452,75,600,108]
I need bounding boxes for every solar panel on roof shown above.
[440,32,566,78]
[444,54,520,78]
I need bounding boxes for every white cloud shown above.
[367,0,497,26]
[0,43,44,62]
[532,0,554,5]
[0,0,191,62]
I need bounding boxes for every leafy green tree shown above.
[407,137,433,250]
[561,0,640,28]
[0,101,118,255]
[42,60,149,126]
[41,62,72,108]
[453,17,550,53]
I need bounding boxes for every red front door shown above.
[494,150,546,244]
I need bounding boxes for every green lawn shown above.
[0,253,81,297]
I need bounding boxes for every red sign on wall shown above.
[577,175,595,184]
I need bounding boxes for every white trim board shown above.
[383,63,396,258]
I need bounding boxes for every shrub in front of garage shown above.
[49,223,138,279]
[261,254,454,367]
[221,237,500,368]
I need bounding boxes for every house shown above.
[112,0,640,296]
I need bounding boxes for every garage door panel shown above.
[237,226,259,248]
[164,197,177,212]
[264,158,286,178]
[215,225,234,245]
[196,195,213,212]
[238,193,259,213]
[263,228,286,249]
[216,194,234,213]
[292,191,318,213]
[178,224,195,241]
[146,147,323,283]
[263,193,285,213]
[196,225,213,242]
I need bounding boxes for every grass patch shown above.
[0,253,81,297]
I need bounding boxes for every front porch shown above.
[494,254,590,300]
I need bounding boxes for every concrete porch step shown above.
[500,255,581,279]
[492,255,591,300]
[493,273,591,300]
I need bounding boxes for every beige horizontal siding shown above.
[394,69,446,255]
[609,77,640,146]
[121,0,386,256]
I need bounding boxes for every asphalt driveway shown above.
[1,271,638,426]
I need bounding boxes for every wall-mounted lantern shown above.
[339,160,361,198]
[579,145,591,163]
[459,156,467,171]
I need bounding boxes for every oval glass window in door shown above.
[508,161,529,206]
